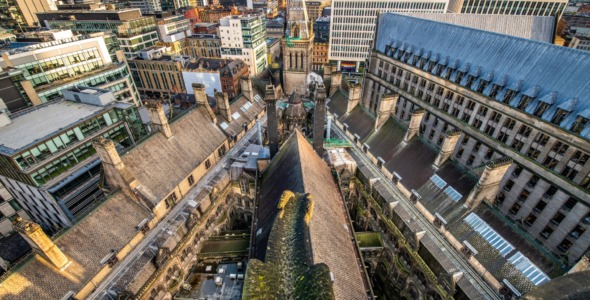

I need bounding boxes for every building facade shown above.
[282,0,314,94]
[0,183,28,237]
[219,14,268,76]
[312,16,330,71]
[129,46,190,98]
[447,0,567,17]
[328,0,448,73]
[306,0,331,22]
[569,36,590,51]
[362,13,590,264]
[0,0,57,32]
[182,34,221,58]
[37,8,159,58]
[156,14,192,43]
[0,35,140,108]
[0,87,147,229]
[182,57,249,98]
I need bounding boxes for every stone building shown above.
[321,12,590,297]
[182,58,250,98]
[182,33,221,58]
[282,0,315,95]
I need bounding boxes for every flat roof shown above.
[0,100,107,155]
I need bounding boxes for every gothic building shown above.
[282,0,315,95]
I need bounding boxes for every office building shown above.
[156,14,191,43]
[0,183,28,237]
[447,0,567,17]
[0,35,140,110]
[128,0,163,15]
[569,36,590,51]
[129,46,190,98]
[306,0,331,21]
[0,87,147,229]
[0,0,57,32]
[182,34,221,58]
[328,0,448,73]
[36,8,159,58]
[249,0,279,18]
[219,14,268,76]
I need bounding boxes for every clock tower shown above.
[282,0,314,95]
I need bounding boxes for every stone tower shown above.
[313,83,327,155]
[282,0,314,95]
[265,85,279,158]
[14,217,70,270]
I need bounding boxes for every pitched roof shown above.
[217,92,265,137]
[0,192,150,300]
[122,107,227,204]
[376,13,590,138]
[256,131,368,299]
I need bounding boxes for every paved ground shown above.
[88,115,265,300]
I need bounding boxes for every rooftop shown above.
[0,100,108,155]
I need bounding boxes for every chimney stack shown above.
[403,108,425,143]
[93,137,138,198]
[433,130,462,168]
[239,76,255,102]
[215,91,232,122]
[346,82,361,114]
[148,103,173,139]
[465,157,512,209]
[14,217,70,270]
[329,71,342,96]
[264,85,279,158]
[193,83,216,122]
[313,83,327,156]
[375,92,398,130]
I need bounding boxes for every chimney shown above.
[264,85,279,158]
[346,82,361,114]
[329,71,342,96]
[313,83,327,156]
[2,52,12,68]
[148,103,173,139]
[433,130,462,168]
[14,217,70,270]
[239,76,255,102]
[465,157,512,209]
[375,92,398,130]
[215,91,232,122]
[92,137,138,197]
[193,83,216,122]
[403,108,425,143]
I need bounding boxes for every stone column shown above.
[148,102,173,139]
[215,91,232,122]
[265,85,279,158]
[403,109,425,143]
[433,130,462,168]
[346,83,362,113]
[375,92,398,130]
[14,217,69,270]
[193,83,216,122]
[465,157,512,209]
[313,83,327,155]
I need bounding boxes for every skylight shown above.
[508,252,550,286]
[430,174,447,189]
[464,213,514,257]
[444,186,462,201]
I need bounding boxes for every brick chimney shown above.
[375,92,398,130]
[93,137,138,197]
[14,217,70,270]
[239,76,255,102]
[346,82,361,114]
[193,83,216,122]
[403,108,425,143]
[264,85,279,158]
[215,91,232,122]
[313,83,327,156]
[148,102,173,139]
[465,157,512,209]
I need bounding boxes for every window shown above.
[511,140,525,152]
[533,102,550,117]
[477,106,488,116]
[524,214,537,226]
[527,176,540,188]
[489,84,501,98]
[552,142,569,155]
[518,190,530,201]
[525,148,541,160]
[563,198,577,210]
[477,80,489,93]
[218,145,227,157]
[517,125,532,137]
[466,100,476,110]
[188,174,195,186]
[571,116,589,134]
[534,133,550,146]
[509,203,521,214]
[503,90,517,103]
[569,225,585,239]
[535,201,547,213]
[503,118,516,130]
[490,111,502,123]
[557,238,573,252]
[552,212,565,225]
[165,192,178,208]
[205,159,211,169]
[543,157,559,169]
[456,147,464,158]
[517,95,533,110]
[540,226,553,239]
[561,166,578,180]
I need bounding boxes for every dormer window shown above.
[419,58,426,69]
[534,102,550,117]
[489,84,502,98]
[551,109,570,125]
[444,68,453,80]
[403,52,411,62]
[435,65,443,76]
[465,75,476,89]
[503,90,517,104]
[455,71,465,84]
[571,116,589,134]
[477,80,489,93]
[428,61,436,72]
[516,95,533,110]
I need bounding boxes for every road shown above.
[330,119,500,300]
[88,115,265,300]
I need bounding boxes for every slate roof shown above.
[0,192,149,300]
[216,92,265,138]
[522,270,590,300]
[122,106,227,204]
[256,131,368,300]
[327,88,348,117]
[340,106,374,141]
[376,13,590,139]
[404,13,555,43]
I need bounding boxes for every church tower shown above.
[282,0,314,95]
